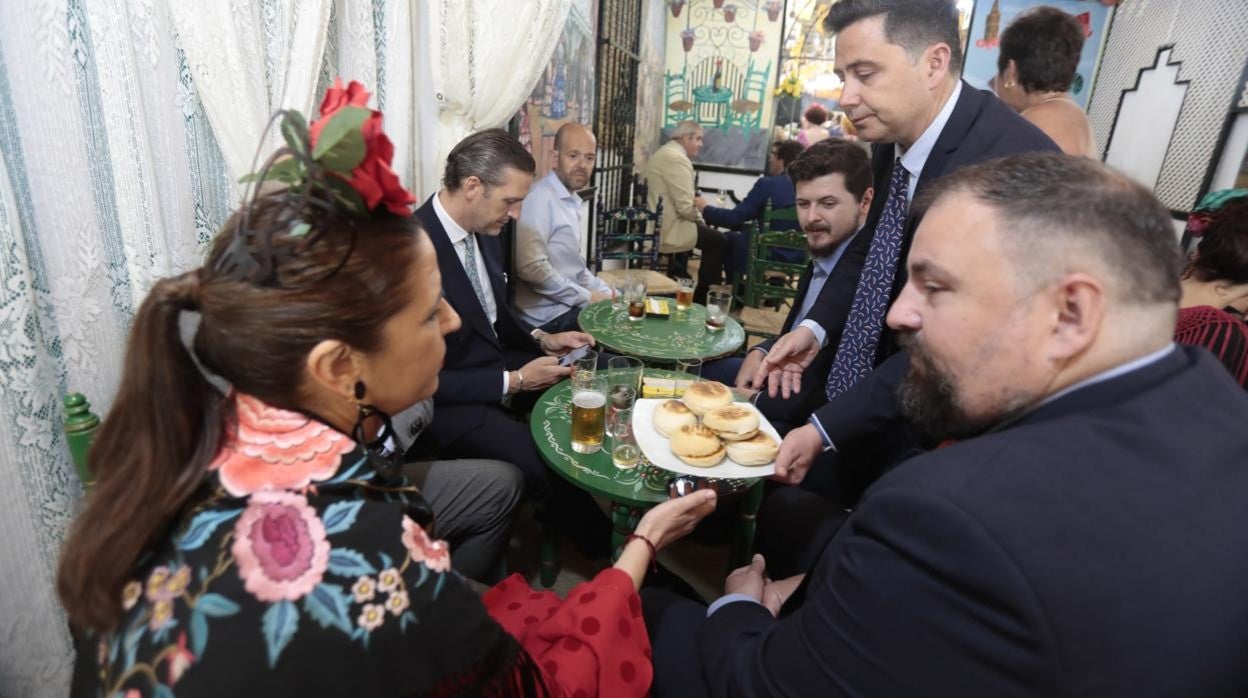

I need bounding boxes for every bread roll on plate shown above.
[653,400,698,437]
[725,432,779,466]
[702,404,760,441]
[681,380,733,416]
[669,424,726,467]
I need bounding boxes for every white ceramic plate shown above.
[631,398,778,478]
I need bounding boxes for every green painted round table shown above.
[529,368,764,587]
[577,299,745,362]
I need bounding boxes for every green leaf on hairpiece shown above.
[324,174,368,215]
[288,222,312,238]
[237,157,303,185]
[312,106,369,172]
[280,110,310,154]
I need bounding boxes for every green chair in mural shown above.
[664,72,694,127]
[726,60,770,131]
[742,202,806,311]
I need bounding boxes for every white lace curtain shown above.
[425,0,572,183]
[0,0,423,694]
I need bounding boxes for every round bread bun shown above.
[682,380,734,416]
[669,424,726,467]
[703,404,760,441]
[725,432,779,466]
[653,399,698,437]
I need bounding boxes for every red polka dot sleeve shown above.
[483,569,652,698]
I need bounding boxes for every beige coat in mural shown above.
[642,140,703,254]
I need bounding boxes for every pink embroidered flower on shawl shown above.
[233,490,330,602]
[209,393,354,497]
[401,516,451,573]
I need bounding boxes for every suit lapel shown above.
[416,199,501,349]
[913,81,984,201]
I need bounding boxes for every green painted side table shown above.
[577,299,745,363]
[529,369,764,587]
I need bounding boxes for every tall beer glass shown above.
[571,377,607,454]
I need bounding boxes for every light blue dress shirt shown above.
[515,171,612,328]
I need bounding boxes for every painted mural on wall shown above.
[964,0,1114,109]
[662,0,786,170]
[634,0,669,170]
[517,0,599,178]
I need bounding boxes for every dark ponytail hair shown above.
[57,191,425,632]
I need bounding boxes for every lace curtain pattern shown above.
[427,0,572,176]
[0,1,420,694]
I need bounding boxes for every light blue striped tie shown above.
[825,159,910,400]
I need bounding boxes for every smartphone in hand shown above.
[557,344,592,367]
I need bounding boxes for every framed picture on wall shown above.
[962,0,1114,109]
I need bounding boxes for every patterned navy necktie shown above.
[825,158,910,400]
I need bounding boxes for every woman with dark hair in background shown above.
[992,6,1097,157]
[1176,191,1248,388]
[796,103,831,147]
[57,80,716,697]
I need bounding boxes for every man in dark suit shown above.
[751,0,1060,503]
[695,140,806,284]
[701,140,872,434]
[645,153,1248,698]
[414,129,608,551]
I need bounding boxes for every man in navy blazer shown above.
[646,152,1248,698]
[701,140,872,434]
[753,0,1060,504]
[696,140,806,283]
[414,129,608,552]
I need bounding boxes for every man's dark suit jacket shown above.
[805,83,1060,471]
[701,173,798,231]
[753,236,867,428]
[415,196,543,447]
[697,347,1248,696]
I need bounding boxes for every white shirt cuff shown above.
[707,593,763,617]
[502,371,510,397]
[807,415,837,453]
[798,319,828,349]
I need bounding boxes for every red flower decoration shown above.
[309,78,416,216]
[208,393,354,497]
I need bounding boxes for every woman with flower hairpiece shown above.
[57,79,716,697]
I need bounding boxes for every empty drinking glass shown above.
[705,289,731,332]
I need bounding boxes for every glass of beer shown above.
[705,289,731,331]
[675,278,694,310]
[571,376,607,454]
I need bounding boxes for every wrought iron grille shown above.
[593,0,643,241]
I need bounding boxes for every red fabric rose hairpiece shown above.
[212,79,416,287]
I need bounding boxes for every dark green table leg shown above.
[610,502,643,560]
[536,502,559,588]
[729,480,765,571]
